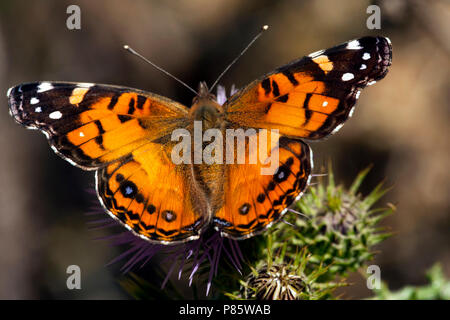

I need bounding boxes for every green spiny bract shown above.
[229,246,343,300]
[275,166,394,280]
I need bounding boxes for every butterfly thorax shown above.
[189,82,224,130]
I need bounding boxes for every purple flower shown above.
[86,189,243,296]
[216,85,238,105]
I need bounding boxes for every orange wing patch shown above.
[311,55,333,74]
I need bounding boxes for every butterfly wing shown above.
[213,131,312,239]
[96,142,209,244]
[8,82,189,168]
[224,36,392,139]
[8,82,209,243]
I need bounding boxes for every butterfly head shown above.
[189,82,223,128]
[195,81,215,100]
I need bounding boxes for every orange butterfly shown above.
[7,36,392,244]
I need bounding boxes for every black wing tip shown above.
[7,83,43,126]
[375,36,392,80]
[360,36,392,79]
[7,84,25,124]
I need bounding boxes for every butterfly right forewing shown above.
[224,36,392,139]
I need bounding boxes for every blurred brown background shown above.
[0,0,448,299]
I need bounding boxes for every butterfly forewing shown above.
[224,36,392,139]
[8,82,189,169]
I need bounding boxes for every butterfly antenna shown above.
[209,25,269,92]
[123,45,198,95]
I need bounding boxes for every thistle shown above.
[216,166,395,300]
[276,165,394,279]
[230,241,344,300]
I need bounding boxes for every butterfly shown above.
[7,36,392,244]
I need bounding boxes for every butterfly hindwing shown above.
[7,82,189,169]
[224,36,392,139]
[213,131,312,239]
[96,141,210,243]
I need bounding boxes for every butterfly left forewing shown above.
[224,36,392,139]
[8,82,189,169]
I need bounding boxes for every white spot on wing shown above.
[360,64,367,70]
[295,192,304,201]
[35,107,42,113]
[349,106,356,117]
[322,101,328,107]
[77,83,94,88]
[37,82,54,93]
[6,87,13,97]
[342,73,354,81]
[30,97,39,104]
[355,91,361,99]
[362,52,371,60]
[308,49,325,58]
[346,40,362,50]
[79,132,85,137]
[49,111,62,119]
[332,123,344,134]
[368,80,376,86]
